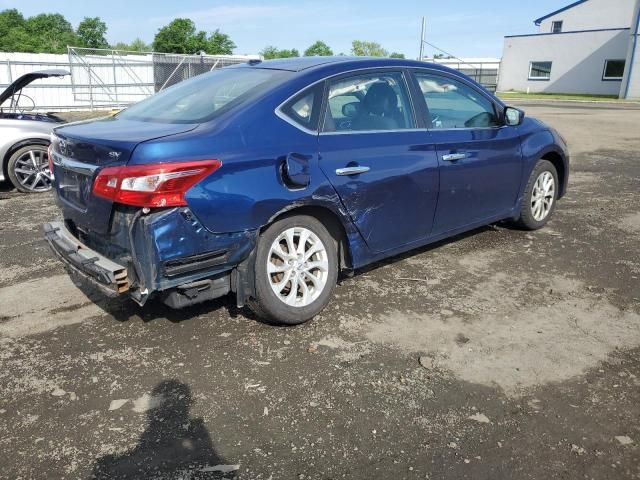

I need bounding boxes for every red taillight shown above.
[93,160,221,208]
[47,145,54,178]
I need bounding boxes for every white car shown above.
[0,69,69,193]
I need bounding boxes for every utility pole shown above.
[418,17,426,61]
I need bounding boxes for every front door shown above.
[318,70,439,254]
[412,71,523,235]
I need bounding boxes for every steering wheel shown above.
[464,112,494,128]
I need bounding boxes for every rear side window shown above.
[118,67,288,124]
[415,73,500,129]
[280,84,323,131]
[323,72,415,132]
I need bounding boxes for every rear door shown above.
[318,70,439,254]
[411,71,523,235]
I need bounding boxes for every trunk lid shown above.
[52,117,198,234]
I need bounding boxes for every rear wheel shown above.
[7,144,52,193]
[514,159,558,230]
[250,215,338,325]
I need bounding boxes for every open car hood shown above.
[0,69,70,107]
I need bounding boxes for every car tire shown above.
[7,144,52,193]
[249,215,338,325]
[514,159,559,230]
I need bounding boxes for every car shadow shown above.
[0,180,17,194]
[86,288,258,325]
[80,222,522,325]
[354,223,511,276]
[89,379,235,479]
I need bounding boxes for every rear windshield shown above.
[118,67,288,124]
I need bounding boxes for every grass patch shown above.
[497,91,623,102]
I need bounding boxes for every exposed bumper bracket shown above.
[43,222,130,297]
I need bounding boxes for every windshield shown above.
[118,67,288,124]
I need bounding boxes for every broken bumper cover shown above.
[43,222,130,297]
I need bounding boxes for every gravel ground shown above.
[0,102,639,479]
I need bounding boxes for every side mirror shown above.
[504,106,525,126]
[342,102,360,118]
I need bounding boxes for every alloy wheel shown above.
[531,171,555,222]
[267,227,329,307]
[12,148,52,192]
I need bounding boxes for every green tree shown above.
[129,38,151,52]
[206,29,235,55]
[0,9,31,52]
[351,40,388,57]
[24,13,79,53]
[77,16,108,49]
[260,46,300,59]
[111,38,150,52]
[153,18,205,54]
[389,52,405,59]
[304,40,333,57]
[153,19,235,54]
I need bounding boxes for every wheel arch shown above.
[262,204,353,271]
[540,150,567,198]
[2,137,50,182]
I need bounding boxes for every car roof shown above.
[250,56,455,74]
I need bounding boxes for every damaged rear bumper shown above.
[44,208,259,309]
[43,222,130,297]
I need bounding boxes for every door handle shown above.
[336,166,370,176]
[442,153,466,162]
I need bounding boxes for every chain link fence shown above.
[423,58,501,92]
[67,47,256,110]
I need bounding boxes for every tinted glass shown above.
[119,68,287,124]
[415,73,500,129]
[323,72,415,132]
[280,84,322,130]
[552,21,563,33]
[529,62,552,79]
[604,59,625,79]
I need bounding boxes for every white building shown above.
[497,0,640,98]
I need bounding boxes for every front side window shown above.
[529,61,552,80]
[415,73,500,129]
[551,21,563,33]
[603,59,626,80]
[323,72,415,132]
[119,67,288,124]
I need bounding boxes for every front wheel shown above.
[514,159,558,230]
[249,215,338,325]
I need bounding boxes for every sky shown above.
[6,0,570,58]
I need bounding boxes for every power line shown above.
[420,39,484,70]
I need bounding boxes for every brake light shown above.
[93,160,221,207]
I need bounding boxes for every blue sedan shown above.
[44,57,569,324]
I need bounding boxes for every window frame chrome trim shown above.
[274,65,509,135]
[275,66,431,136]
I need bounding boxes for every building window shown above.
[602,59,626,80]
[551,21,563,33]
[529,61,552,81]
